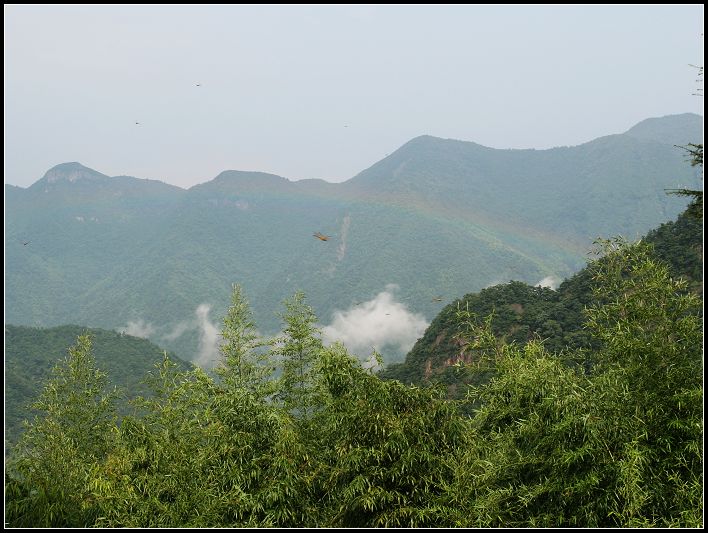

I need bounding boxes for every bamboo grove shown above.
[5,236,703,527]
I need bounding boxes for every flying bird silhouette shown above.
[313,232,330,241]
[196,83,201,86]
[135,121,141,125]
[23,241,30,246]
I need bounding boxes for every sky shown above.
[4,5,704,189]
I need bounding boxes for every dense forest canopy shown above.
[380,202,703,392]
[5,325,192,449]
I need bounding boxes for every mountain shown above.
[344,122,701,248]
[379,203,703,392]
[5,324,193,447]
[623,112,703,145]
[5,114,702,364]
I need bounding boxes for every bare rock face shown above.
[43,162,107,184]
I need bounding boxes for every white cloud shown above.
[120,319,155,338]
[161,320,193,342]
[193,303,221,368]
[321,285,429,360]
[536,276,560,290]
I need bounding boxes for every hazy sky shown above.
[4,5,704,189]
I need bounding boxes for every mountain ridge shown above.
[5,113,702,364]
[9,113,702,191]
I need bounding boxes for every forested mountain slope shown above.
[5,324,191,447]
[5,114,701,364]
[380,202,703,391]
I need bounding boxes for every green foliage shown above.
[584,239,703,525]
[433,238,702,527]
[5,335,118,527]
[275,291,325,419]
[91,355,286,527]
[312,343,466,527]
[3,292,471,527]
[216,283,273,395]
[4,199,703,527]
[441,339,594,526]
[666,142,703,217]
[380,277,595,390]
[383,198,703,392]
[643,206,703,289]
[5,324,191,447]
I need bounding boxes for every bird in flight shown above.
[135,121,141,125]
[23,241,30,246]
[313,232,330,241]
[196,83,201,86]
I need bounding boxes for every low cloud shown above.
[321,284,429,360]
[193,303,221,368]
[120,319,155,339]
[159,305,226,368]
[119,306,226,368]
[536,276,560,290]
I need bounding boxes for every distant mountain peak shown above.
[192,169,293,193]
[624,113,703,146]
[213,169,288,183]
[40,162,109,185]
[407,134,439,143]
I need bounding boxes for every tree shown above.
[89,288,300,528]
[666,63,703,218]
[5,334,117,527]
[666,142,703,219]
[216,283,273,396]
[312,343,466,527]
[89,355,212,527]
[435,239,702,527]
[584,239,702,526]
[274,291,325,420]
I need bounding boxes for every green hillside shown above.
[345,117,701,247]
[5,324,191,447]
[5,114,702,364]
[380,203,703,391]
[5,223,701,527]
